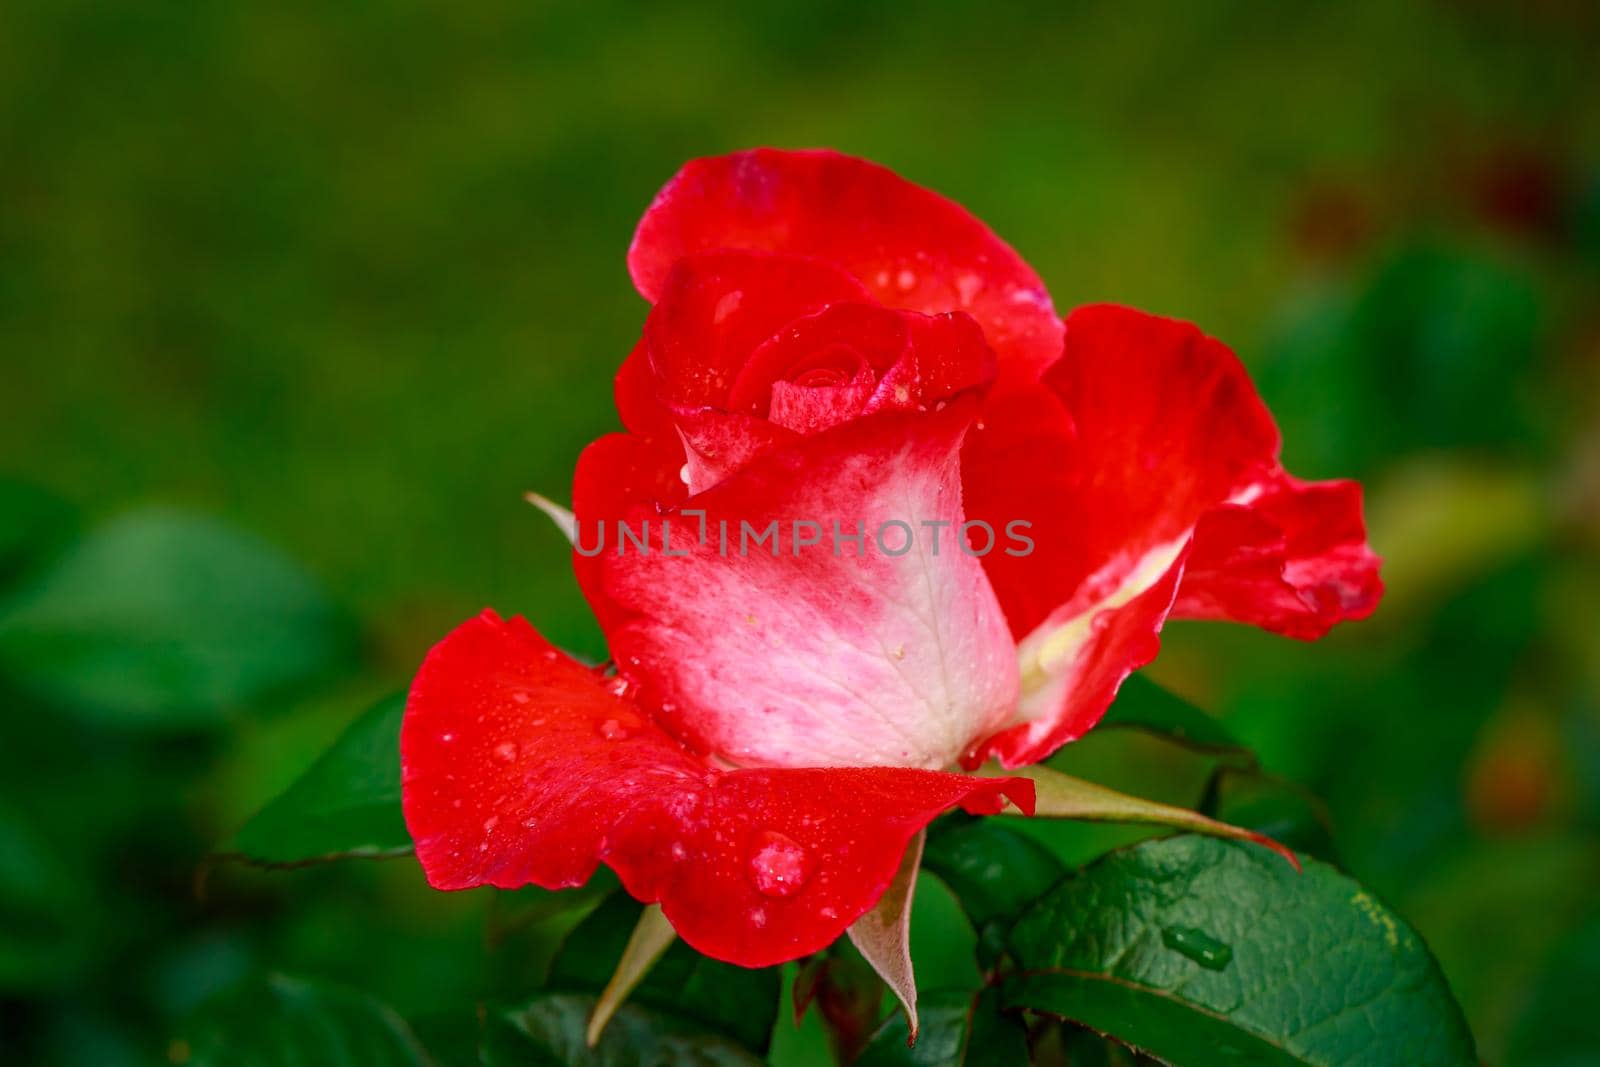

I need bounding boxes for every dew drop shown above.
[1161,926,1232,970]
[598,718,632,741]
[493,741,519,763]
[440,732,456,743]
[895,268,917,292]
[955,271,982,305]
[713,289,744,324]
[748,830,812,898]
[511,691,530,705]
[679,463,692,485]
[483,815,499,834]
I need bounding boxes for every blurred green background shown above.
[3,0,1599,1063]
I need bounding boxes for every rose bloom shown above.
[401,149,1381,968]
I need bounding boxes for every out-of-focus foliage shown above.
[2,0,1598,1064]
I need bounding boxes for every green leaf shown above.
[0,510,350,726]
[176,973,434,1066]
[1004,835,1477,1067]
[549,892,781,1052]
[483,993,762,1067]
[1204,769,1341,867]
[923,815,1065,930]
[1101,676,1258,767]
[855,989,1029,1067]
[225,693,411,864]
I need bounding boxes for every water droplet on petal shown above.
[748,830,812,898]
[712,289,743,324]
[895,268,917,292]
[511,691,530,705]
[598,717,632,741]
[1162,926,1232,970]
[493,742,519,763]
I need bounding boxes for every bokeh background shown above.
[4,1,1599,1063]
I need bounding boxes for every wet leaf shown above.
[1005,835,1477,1066]
[483,993,762,1067]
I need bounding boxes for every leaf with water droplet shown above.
[1161,926,1232,970]
[1004,836,1476,1066]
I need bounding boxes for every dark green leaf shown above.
[924,815,1065,930]
[0,510,350,726]
[1101,676,1257,766]
[1505,913,1600,1067]
[226,693,411,864]
[487,872,618,948]
[482,993,762,1067]
[1004,835,1476,1067]
[549,892,781,1052]
[176,973,433,1066]
[856,989,1030,1067]
[1205,770,1340,867]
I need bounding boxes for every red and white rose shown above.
[401,149,1381,969]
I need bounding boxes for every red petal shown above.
[570,432,687,632]
[1173,475,1383,638]
[614,339,676,440]
[401,610,1032,967]
[962,304,1379,765]
[629,149,1062,390]
[728,302,909,419]
[644,250,870,411]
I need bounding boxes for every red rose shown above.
[401,150,1381,969]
